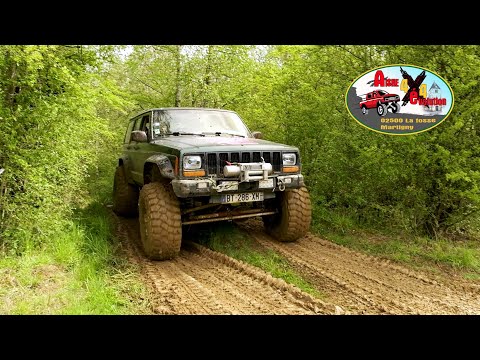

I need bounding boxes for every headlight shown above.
[282,153,296,166]
[183,155,202,170]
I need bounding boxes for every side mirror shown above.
[131,130,148,143]
[252,131,263,139]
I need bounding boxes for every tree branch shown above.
[132,75,163,95]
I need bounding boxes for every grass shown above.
[0,171,152,315]
[195,222,323,299]
[312,220,480,279]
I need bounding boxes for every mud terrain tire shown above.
[113,166,139,217]
[263,186,312,242]
[377,103,387,116]
[139,182,182,260]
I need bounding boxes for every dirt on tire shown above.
[264,186,312,242]
[241,219,480,315]
[112,166,139,217]
[138,182,182,260]
[114,214,343,315]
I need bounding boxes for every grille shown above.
[231,152,240,163]
[204,151,282,177]
[219,153,229,167]
[272,152,281,172]
[262,152,271,164]
[386,96,399,101]
[207,153,217,175]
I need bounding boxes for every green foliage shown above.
[0,198,151,314]
[315,226,480,276]
[0,45,132,251]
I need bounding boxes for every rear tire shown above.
[138,182,182,260]
[263,187,312,242]
[390,102,399,113]
[113,166,139,217]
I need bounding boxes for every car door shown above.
[130,113,153,185]
[122,118,136,183]
[128,115,145,185]
[366,93,375,108]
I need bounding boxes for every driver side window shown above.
[131,114,151,142]
[140,115,150,141]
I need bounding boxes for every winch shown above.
[223,161,273,182]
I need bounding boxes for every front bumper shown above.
[171,174,305,198]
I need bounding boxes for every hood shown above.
[151,135,298,153]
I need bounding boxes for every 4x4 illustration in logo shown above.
[346,64,454,135]
[359,90,400,116]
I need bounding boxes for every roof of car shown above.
[129,107,236,120]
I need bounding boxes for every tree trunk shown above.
[174,45,182,107]
[202,45,213,107]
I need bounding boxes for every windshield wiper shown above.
[203,132,245,138]
[164,132,205,137]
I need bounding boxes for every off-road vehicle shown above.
[360,90,400,116]
[113,108,311,260]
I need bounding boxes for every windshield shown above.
[377,90,388,95]
[151,109,251,138]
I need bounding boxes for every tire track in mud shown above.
[240,220,480,315]
[113,214,343,315]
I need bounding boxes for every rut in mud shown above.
[114,215,343,315]
[240,219,480,315]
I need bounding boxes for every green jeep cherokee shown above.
[113,108,311,260]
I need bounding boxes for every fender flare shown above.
[118,156,128,167]
[144,154,176,182]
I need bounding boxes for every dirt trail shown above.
[240,219,480,314]
[114,215,342,315]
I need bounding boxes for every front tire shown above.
[263,187,312,242]
[377,103,387,116]
[361,106,368,115]
[138,182,182,260]
[113,166,139,217]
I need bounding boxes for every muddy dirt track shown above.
[115,216,343,315]
[241,220,480,315]
[115,214,480,315]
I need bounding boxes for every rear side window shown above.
[124,120,135,144]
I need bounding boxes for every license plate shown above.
[221,192,264,204]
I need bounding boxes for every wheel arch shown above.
[144,154,177,185]
[118,157,127,167]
